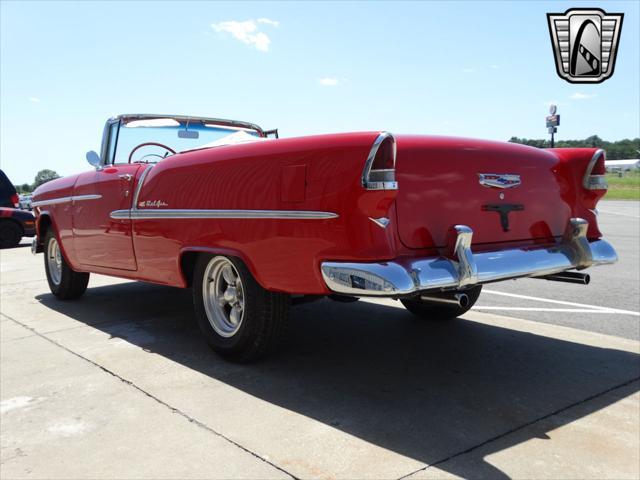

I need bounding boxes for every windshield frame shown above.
[99,113,265,166]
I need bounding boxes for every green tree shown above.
[33,169,60,188]
[508,136,640,159]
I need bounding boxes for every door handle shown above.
[118,174,133,181]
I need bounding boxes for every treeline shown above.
[508,136,640,160]
[14,169,60,193]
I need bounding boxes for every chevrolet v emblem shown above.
[478,173,521,189]
[482,203,524,232]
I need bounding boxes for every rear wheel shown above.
[192,255,290,362]
[401,286,482,320]
[44,229,90,299]
[0,221,22,248]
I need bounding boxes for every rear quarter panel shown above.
[131,133,400,293]
[548,147,603,239]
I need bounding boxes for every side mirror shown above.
[86,151,101,168]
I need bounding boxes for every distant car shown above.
[0,169,19,208]
[19,194,33,210]
[31,113,618,361]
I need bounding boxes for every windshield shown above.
[110,117,263,164]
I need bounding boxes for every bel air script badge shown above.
[478,173,521,189]
[139,200,168,208]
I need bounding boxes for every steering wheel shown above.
[128,142,176,163]
[139,153,168,162]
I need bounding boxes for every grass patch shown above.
[605,170,640,200]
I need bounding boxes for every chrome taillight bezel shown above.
[362,132,398,190]
[583,149,608,190]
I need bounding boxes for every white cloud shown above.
[318,77,340,87]
[257,18,279,27]
[212,19,278,52]
[28,97,40,102]
[570,92,597,100]
[490,64,500,69]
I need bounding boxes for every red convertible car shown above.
[31,114,617,361]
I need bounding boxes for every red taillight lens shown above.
[363,133,397,190]
[591,155,606,175]
[371,136,395,170]
[583,150,607,190]
[10,193,19,207]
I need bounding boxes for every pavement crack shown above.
[3,314,299,480]
[397,376,640,480]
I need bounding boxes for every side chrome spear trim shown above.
[110,209,338,220]
[31,194,102,207]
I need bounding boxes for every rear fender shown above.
[179,246,264,290]
[549,148,606,239]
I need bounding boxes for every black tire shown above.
[44,229,90,300]
[192,254,290,362]
[401,286,482,320]
[0,220,22,248]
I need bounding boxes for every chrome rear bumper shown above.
[320,218,618,297]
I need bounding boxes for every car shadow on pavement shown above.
[36,282,640,479]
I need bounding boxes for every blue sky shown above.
[1,0,638,184]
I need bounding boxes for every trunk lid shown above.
[394,135,571,250]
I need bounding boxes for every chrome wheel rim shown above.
[47,237,62,285]
[202,257,245,338]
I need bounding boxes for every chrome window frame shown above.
[99,114,266,167]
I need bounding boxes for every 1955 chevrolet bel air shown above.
[31,114,618,361]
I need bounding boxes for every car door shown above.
[72,120,140,270]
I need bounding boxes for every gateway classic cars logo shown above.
[547,8,624,84]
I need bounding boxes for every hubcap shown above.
[202,257,245,338]
[47,237,62,286]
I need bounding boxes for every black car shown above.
[0,170,36,248]
[0,169,19,208]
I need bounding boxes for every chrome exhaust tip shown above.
[419,292,469,308]
[539,271,591,285]
[457,293,470,308]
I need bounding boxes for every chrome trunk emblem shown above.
[478,173,521,189]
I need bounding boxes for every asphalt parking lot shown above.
[1,200,639,479]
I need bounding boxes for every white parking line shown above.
[597,209,640,218]
[472,307,634,314]
[481,289,640,316]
